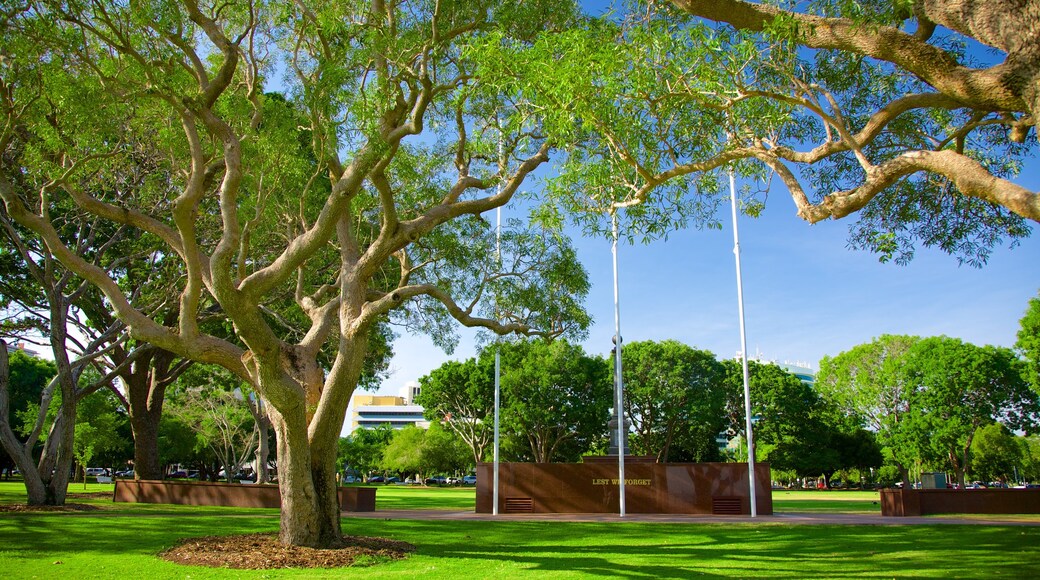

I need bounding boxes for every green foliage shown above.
[74,387,131,475]
[816,334,922,481]
[380,426,426,477]
[969,423,1024,484]
[3,350,55,439]
[166,365,258,482]
[902,337,1036,482]
[380,422,470,480]
[468,9,790,243]
[416,357,495,463]
[340,425,395,478]
[621,340,726,462]
[1017,291,1040,394]
[819,334,1039,485]
[498,339,611,463]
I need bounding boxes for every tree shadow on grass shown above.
[0,512,279,560]
[348,519,1040,578]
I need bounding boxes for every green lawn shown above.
[771,489,883,514]
[2,481,1039,578]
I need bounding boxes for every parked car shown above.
[114,469,134,478]
[85,467,109,477]
[425,475,447,485]
[168,470,189,478]
[367,475,385,483]
[462,475,477,485]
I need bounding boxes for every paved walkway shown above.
[342,509,1040,526]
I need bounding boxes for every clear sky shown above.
[363,2,1040,425]
[373,176,1039,398]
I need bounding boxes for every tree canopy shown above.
[473,0,1037,264]
[499,339,611,463]
[621,340,726,462]
[818,333,1038,486]
[415,356,495,463]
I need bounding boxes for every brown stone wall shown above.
[881,488,1040,516]
[476,460,771,515]
[113,479,375,511]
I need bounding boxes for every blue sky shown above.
[373,175,1039,397]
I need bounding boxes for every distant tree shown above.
[970,423,1023,485]
[1020,436,1040,484]
[381,426,426,481]
[720,359,875,486]
[379,421,469,483]
[157,414,204,477]
[339,425,395,481]
[816,335,922,486]
[416,357,495,464]
[422,421,472,477]
[1017,291,1040,395]
[621,340,726,462]
[166,367,258,483]
[73,386,130,484]
[903,337,1038,487]
[2,349,54,440]
[500,340,611,463]
[721,360,813,450]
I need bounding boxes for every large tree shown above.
[621,340,726,462]
[666,1,1039,250]
[477,1,1035,265]
[0,211,128,505]
[816,335,922,485]
[1,0,590,547]
[902,336,1037,486]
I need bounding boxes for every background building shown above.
[344,381,428,435]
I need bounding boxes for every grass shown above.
[771,489,883,514]
[2,481,1040,578]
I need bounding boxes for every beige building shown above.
[344,382,428,435]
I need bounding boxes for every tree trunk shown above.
[267,403,342,548]
[0,341,49,504]
[897,463,912,487]
[37,398,75,505]
[129,413,163,480]
[121,346,180,480]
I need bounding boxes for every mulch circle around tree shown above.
[159,533,416,570]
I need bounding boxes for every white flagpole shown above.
[729,168,757,518]
[611,212,626,518]
[492,121,503,516]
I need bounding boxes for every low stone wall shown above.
[113,479,376,511]
[881,488,1040,516]
[476,460,771,515]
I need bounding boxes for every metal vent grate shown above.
[712,497,743,515]
[505,497,534,513]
